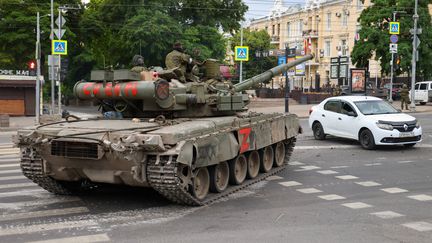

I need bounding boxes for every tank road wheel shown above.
[209,161,230,193]
[229,154,247,185]
[246,151,260,179]
[259,146,274,173]
[274,142,286,167]
[191,167,210,201]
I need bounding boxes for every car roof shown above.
[324,96,382,103]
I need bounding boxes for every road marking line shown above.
[0,163,19,168]
[342,202,373,209]
[0,159,20,163]
[0,175,26,181]
[364,163,382,166]
[318,194,346,201]
[295,145,357,150]
[0,189,46,198]
[407,194,432,201]
[294,165,321,171]
[0,169,21,174]
[288,161,304,166]
[0,206,89,221]
[0,220,99,236]
[0,182,36,189]
[398,160,414,164]
[0,197,80,210]
[330,166,349,169]
[355,181,382,187]
[296,188,322,194]
[402,222,432,232]
[279,181,302,187]
[371,211,404,219]
[0,143,14,148]
[381,187,408,194]
[266,175,283,181]
[317,170,339,175]
[27,233,110,243]
[335,175,359,180]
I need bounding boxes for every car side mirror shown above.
[347,111,357,117]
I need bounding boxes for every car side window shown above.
[415,84,419,90]
[420,84,427,90]
[341,102,355,115]
[324,100,341,113]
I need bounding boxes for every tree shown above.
[352,0,432,79]
[231,29,277,81]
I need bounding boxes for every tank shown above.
[14,54,313,205]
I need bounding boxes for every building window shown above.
[277,24,280,36]
[342,12,348,27]
[272,25,275,36]
[325,40,331,57]
[299,20,303,36]
[326,13,331,31]
[357,0,363,11]
[287,22,291,38]
[341,39,347,56]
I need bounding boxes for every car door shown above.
[337,101,359,139]
[321,100,342,136]
[415,83,428,103]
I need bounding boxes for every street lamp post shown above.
[337,51,342,86]
[35,12,41,124]
[284,43,289,113]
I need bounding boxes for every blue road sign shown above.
[390,34,398,43]
[278,56,287,75]
[389,22,400,35]
[52,40,67,55]
[235,46,249,61]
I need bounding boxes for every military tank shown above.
[14,54,313,205]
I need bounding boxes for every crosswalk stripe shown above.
[0,169,21,174]
[0,175,26,181]
[0,189,46,198]
[0,206,89,221]
[0,220,98,236]
[0,163,19,168]
[0,144,14,149]
[0,182,36,189]
[0,158,20,163]
[0,197,80,210]
[0,148,20,155]
[27,234,110,243]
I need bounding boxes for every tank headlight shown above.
[155,80,170,100]
[376,122,393,131]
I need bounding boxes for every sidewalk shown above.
[1,100,431,132]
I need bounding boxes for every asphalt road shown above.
[0,113,430,242]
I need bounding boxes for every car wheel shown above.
[359,129,376,150]
[420,102,426,105]
[312,122,326,140]
[403,143,416,148]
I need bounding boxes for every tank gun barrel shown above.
[233,54,314,92]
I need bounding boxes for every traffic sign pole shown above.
[58,8,62,114]
[240,28,243,83]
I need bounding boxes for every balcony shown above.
[271,35,280,44]
[302,29,319,38]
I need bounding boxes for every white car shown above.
[308,96,422,149]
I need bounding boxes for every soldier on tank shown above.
[131,55,147,73]
[165,42,198,82]
[400,84,410,110]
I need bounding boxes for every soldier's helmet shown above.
[173,41,184,52]
[132,55,144,66]
[403,84,407,88]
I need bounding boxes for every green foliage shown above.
[231,29,277,81]
[352,0,432,79]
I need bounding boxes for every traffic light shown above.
[28,60,36,76]
[394,54,401,71]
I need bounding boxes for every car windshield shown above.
[354,100,400,115]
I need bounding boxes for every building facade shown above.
[249,0,379,90]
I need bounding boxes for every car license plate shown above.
[399,132,414,138]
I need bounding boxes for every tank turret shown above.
[74,54,313,118]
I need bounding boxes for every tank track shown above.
[147,138,296,206]
[20,150,73,195]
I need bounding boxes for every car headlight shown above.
[376,122,393,131]
[415,121,421,129]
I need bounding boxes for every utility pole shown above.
[35,12,41,124]
[285,44,289,113]
[410,0,419,112]
[388,12,397,103]
[50,0,55,115]
[57,8,62,114]
[240,27,243,83]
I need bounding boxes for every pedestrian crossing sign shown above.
[389,22,400,35]
[235,46,249,61]
[52,40,67,55]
